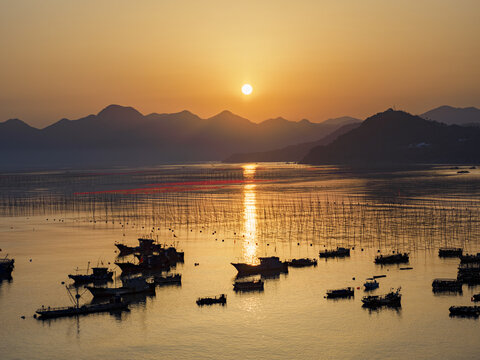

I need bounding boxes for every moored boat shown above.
[115,254,171,274]
[438,248,463,258]
[457,263,480,284]
[374,253,409,265]
[364,279,379,291]
[196,294,226,306]
[319,247,350,258]
[287,258,318,267]
[432,278,462,292]
[449,306,480,317]
[87,277,155,298]
[115,238,163,255]
[362,288,402,308]
[231,257,288,275]
[233,280,264,292]
[36,296,129,319]
[326,287,354,299]
[0,256,14,277]
[460,253,480,264]
[68,265,113,284]
[154,274,181,285]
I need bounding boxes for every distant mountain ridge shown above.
[420,106,480,126]
[0,105,352,170]
[224,122,361,163]
[301,109,480,165]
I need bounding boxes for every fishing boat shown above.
[374,253,409,265]
[449,306,480,317]
[233,280,264,292]
[457,263,480,284]
[154,274,181,285]
[432,279,462,292]
[87,277,155,298]
[35,287,128,319]
[68,263,113,284]
[115,238,162,255]
[362,288,402,308]
[438,248,463,258]
[460,253,480,264]
[196,294,226,306]
[115,254,171,274]
[287,258,318,267]
[231,257,288,275]
[325,287,354,299]
[364,279,379,291]
[0,256,14,277]
[319,247,350,258]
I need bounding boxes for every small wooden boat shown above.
[154,274,181,285]
[287,258,317,267]
[449,306,480,317]
[0,256,14,277]
[432,278,462,292]
[325,287,354,299]
[364,279,379,291]
[457,264,480,284]
[438,248,463,258]
[196,294,226,306]
[460,253,480,264]
[233,280,264,292]
[374,253,409,265]
[362,288,402,308]
[319,247,350,258]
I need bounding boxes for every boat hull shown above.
[87,283,155,298]
[36,302,129,319]
[231,262,288,275]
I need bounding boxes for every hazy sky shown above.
[1,0,479,127]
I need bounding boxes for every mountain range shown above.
[224,122,360,163]
[0,105,353,170]
[301,109,480,165]
[2,104,479,170]
[420,106,480,126]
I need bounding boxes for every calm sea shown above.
[1,163,479,359]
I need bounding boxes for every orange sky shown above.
[1,0,479,127]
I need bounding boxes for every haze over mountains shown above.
[0,105,352,170]
[2,104,479,170]
[420,106,480,126]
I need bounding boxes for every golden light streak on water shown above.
[242,164,258,264]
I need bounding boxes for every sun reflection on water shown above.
[242,164,258,264]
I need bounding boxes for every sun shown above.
[242,84,253,95]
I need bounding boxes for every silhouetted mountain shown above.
[224,122,360,163]
[421,106,480,125]
[0,105,352,170]
[301,109,480,165]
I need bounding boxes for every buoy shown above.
[21,316,25,319]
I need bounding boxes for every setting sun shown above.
[242,84,253,95]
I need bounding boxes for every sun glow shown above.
[241,84,253,95]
